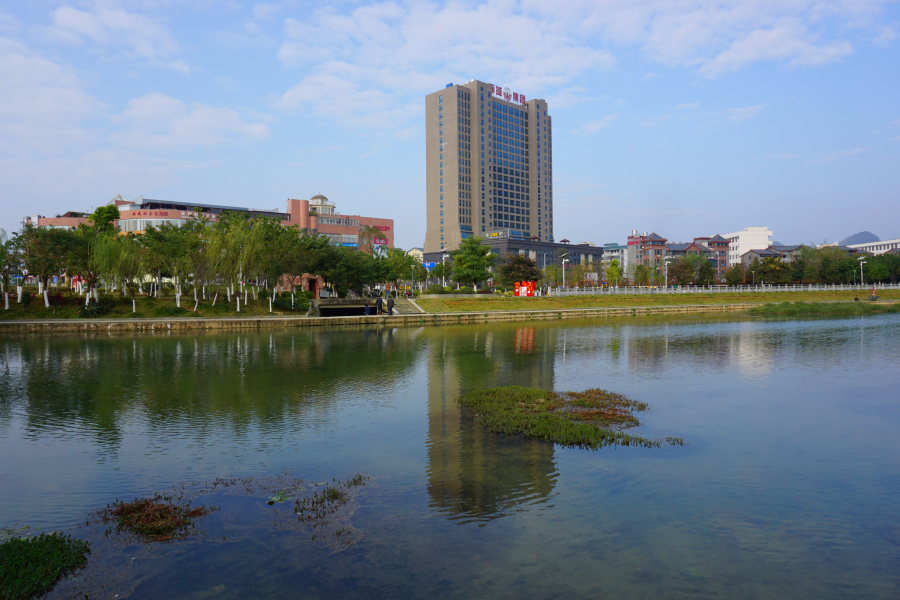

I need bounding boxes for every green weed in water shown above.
[0,532,90,600]
[456,386,684,450]
[100,493,211,542]
[747,301,900,316]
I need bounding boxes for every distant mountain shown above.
[839,231,880,246]
[772,241,783,246]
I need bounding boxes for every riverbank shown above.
[4,300,898,335]
[416,289,900,313]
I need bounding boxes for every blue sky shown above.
[1,0,898,249]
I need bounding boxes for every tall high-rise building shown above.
[424,79,553,254]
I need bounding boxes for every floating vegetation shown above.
[456,386,684,450]
[99,492,212,542]
[0,532,90,600]
[207,471,370,548]
[747,301,900,316]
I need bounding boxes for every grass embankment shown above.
[418,289,900,314]
[0,293,306,321]
[747,301,900,316]
[0,532,90,599]
[456,386,683,450]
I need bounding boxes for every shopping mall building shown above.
[23,194,394,249]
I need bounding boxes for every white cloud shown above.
[891,119,900,127]
[575,114,619,135]
[546,88,601,109]
[253,3,280,21]
[43,3,189,73]
[0,36,103,154]
[643,72,658,81]
[725,104,765,122]
[698,20,852,77]
[110,93,270,149]
[275,2,615,130]
[641,114,672,127]
[0,11,18,34]
[808,147,866,164]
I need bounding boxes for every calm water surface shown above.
[1,315,899,598]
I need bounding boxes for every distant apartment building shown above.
[847,238,900,255]
[625,230,731,282]
[600,243,628,273]
[407,248,424,263]
[740,245,803,269]
[724,227,773,266]
[23,194,394,250]
[424,79,554,256]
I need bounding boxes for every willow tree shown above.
[0,229,18,309]
[144,223,198,308]
[94,233,147,301]
[20,223,69,306]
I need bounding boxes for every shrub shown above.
[258,289,269,300]
[20,292,34,307]
[458,286,474,294]
[78,298,112,318]
[426,284,445,295]
[153,306,191,317]
[0,532,90,599]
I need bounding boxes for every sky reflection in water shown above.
[0,315,898,598]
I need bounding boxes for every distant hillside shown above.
[840,231,879,246]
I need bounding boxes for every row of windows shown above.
[317,216,360,227]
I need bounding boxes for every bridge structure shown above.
[311,298,425,317]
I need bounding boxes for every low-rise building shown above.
[724,226,773,266]
[847,238,900,255]
[407,248,424,263]
[25,194,394,250]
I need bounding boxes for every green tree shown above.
[0,229,19,310]
[89,205,121,233]
[144,223,198,307]
[20,224,69,306]
[696,260,716,286]
[496,254,542,288]
[669,258,695,286]
[94,234,147,300]
[725,264,743,286]
[605,259,622,286]
[449,237,495,289]
[633,264,650,286]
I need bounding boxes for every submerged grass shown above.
[746,301,900,316]
[0,532,90,600]
[100,492,211,542]
[457,386,683,450]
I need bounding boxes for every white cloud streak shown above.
[43,2,189,72]
[808,147,866,164]
[575,114,619,135]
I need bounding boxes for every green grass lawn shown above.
[0,292,306,320]
[416,289,900,314]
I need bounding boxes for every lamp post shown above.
[752,271,756,286]
[858,256,866,287]
[561,253,569,290]
[664,256,672,289]
[441,252,449,287]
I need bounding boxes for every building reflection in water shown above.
[425,326,559,524]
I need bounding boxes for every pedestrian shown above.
[376,296,384,315]
[387,295,394,316]
[364,303,371,316]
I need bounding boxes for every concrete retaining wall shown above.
[0,302,757,335]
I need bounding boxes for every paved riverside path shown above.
[0,301,763,334]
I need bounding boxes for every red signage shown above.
[514,281,535,297]
[491,84,526,105]
[375,225,391,231]
[373,237,388,245]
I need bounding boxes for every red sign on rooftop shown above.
[490,84,526,105]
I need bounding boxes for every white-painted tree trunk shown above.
[17,285,22,303]
[269,298,272,313]
[212,292,218,306]
[236,295,240,312]
[252,286,257,300]
[4,292,8,310]
[244,290,248,305]
[38,279,43,294]
[132,299,136,313]
[194,299,199,312]
[43,290,49,307]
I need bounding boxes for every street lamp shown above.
[664,256,672,289]
[441,252,449,287]
[858,256,866,286]
[751,270,756,286]
[561,253,569,289]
